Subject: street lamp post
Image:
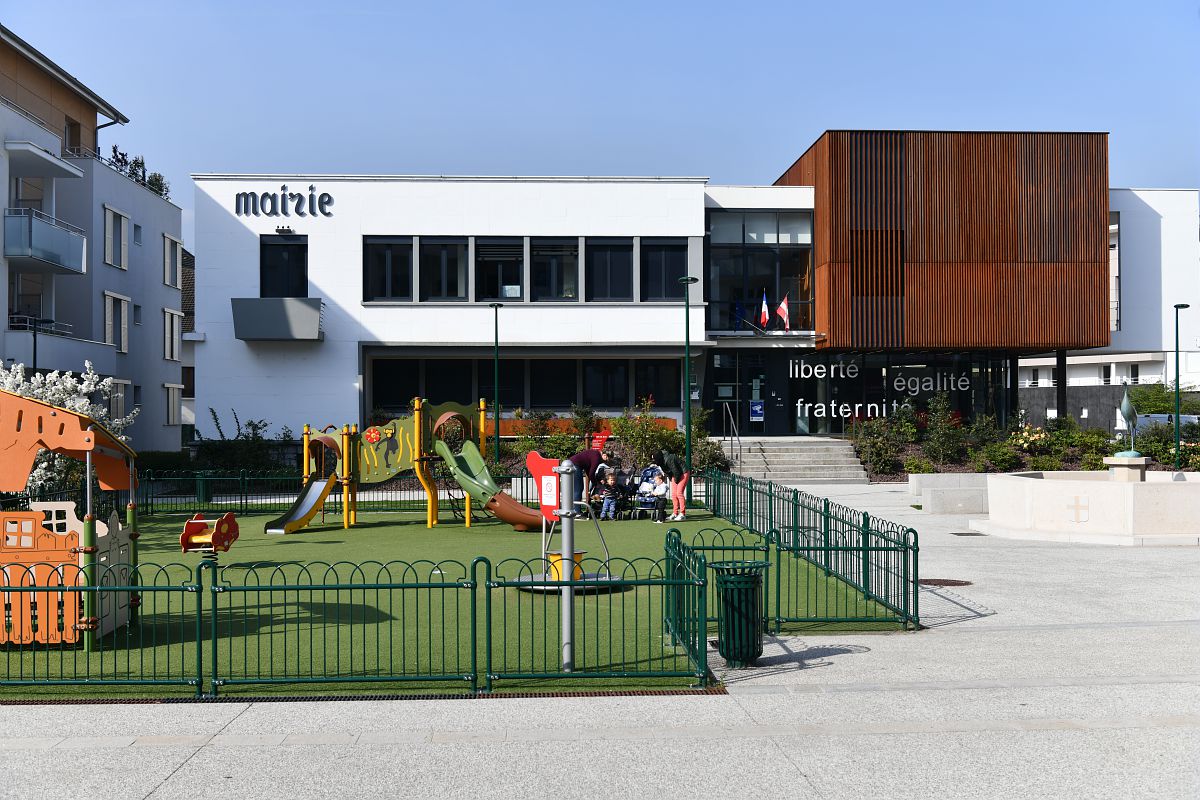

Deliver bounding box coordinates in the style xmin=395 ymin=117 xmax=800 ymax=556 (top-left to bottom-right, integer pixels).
xmin=489 ymin=303 xmax=504 ymax=463
xmin=679 ymin=276 xmax=700 ymax=502
xmin=1174 ymin=303 xmax=1190 ymax=470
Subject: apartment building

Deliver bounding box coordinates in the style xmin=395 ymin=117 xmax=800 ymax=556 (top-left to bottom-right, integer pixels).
xmin=0 ymin=24 xmax=183 ymax=451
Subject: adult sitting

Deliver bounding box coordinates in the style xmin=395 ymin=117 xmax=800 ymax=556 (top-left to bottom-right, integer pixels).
xmin=568 ymin=448 xmax=611 ymax=503
xmin=657 ymin=448 xmax=690 ymax=522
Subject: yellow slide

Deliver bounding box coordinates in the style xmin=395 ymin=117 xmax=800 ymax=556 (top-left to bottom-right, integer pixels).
xmin=264 ymin=473 xmax=338 ymax=534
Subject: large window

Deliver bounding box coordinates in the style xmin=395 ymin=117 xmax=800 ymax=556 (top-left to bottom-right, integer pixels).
xmin=372 ymin=359 xmax=420 ymax=411
xmin=477 ymin=359 xmax=526 ymax=408
xmin=634 ymin=360 xmax=681 ymax=408
xmin=530 ymin=359 xmax=578 ymax=408
xmin=104 ymin=205 xmax=128 ymax=269
xmin=163 ymin=235 xmax=183 ymax=288
xmin=707 ymin=211 xmax=813 ymax=331
xmin=424 ymin=360 xmax=473 ymax=404
xmin=363 ymin=237 xmax=412 ymax=301
xmin=165 ymin=385 xmax=183 ymax=426
xmin=641 ymin=240 xmax=688 ymax=301
xmin=585 ymin=239 xmax=633 ymax=301
xmin=260 ymin=234 xmax=308 ymax=298
xmin=531 ymin=239 xmax=578 ymax=302
xmin=163 ymin=309 xmax=183 ymax=361
xmin=419 ymin=238 xmax=467 ymax=301
xmin=583 ymin=360 xmax=628 ymax=408
xmin=103 ymin=292 xmax=129 ymax=353
xmin=476 ymin=239 xmax=524 ymax=301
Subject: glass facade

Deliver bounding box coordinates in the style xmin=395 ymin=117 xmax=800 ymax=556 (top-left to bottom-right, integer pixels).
xmin=707 ymin=211 xmax=812 ymax=331
xmin=531 ymin=239 xmax=579 ymax=302
xmin=419 ymin=238 xmax=468 ymax=301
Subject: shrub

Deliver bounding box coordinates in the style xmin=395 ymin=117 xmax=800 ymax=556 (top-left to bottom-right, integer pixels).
xmin=1132 ymin=422 xmax=1175 ymax=464
xmin=1129 ymin=382 xmax=1200 ymax=415
xmin=1075 ymin=427 xmax=1117 ymax=458
xmin=1080 ymin=452 xmax=1106 ymax=471
xmin=922 ymin=394 xmax=964 ymax=465
xmin=982 ymin=442 xmax=1022 ymax=472
xmin=891 ymin=401 xmax=921 ymax=443
xmin=853 ymin=418 xmax=901 ymax=474
xmin=1029 ymin=454 xmax=1063 ymax=472
xmin=964 ymin=413 xmax=1002 ymax=451
xmin=608 ymin=399 xmax=675 ymax=468
xmin=691 ymin=437 xmax=731 ymax=472
xmin=1010 ymin=424 xmax=1051 ymax=455
xmin=903 ymin=456 xmax=935 ymax=474
xmin=968 ymin=448 xmax=989 ymax=473
xmin=569 ymin=404 xmax=601 ymax=441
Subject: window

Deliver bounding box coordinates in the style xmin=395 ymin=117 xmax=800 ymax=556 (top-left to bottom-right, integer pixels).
xmin=163 ymin=235 xmax=183 ymax=287
xmin=133 ymin=224 xmax=143 ymax=246
xmin=371 ymin=359 xmax=421 ymax=411
xmin=1130 ymin=364 xmax=1139 ymax=385
xmin=1109 ymin=211 xmax=1121 ymax=331
xmin=133 ymin=304 xmax=142 ymax=325
xmin=634 ymin=360 xmax=681 ymax=408
xmin=424 ymin=361 xmax=473 ymax=404
xmin=478 ymin=359 xmax=526 ymax=408
xmin=104 ymin=205 xmax=129 ymax=268
xmin=363 ymin=237 xmax=412 ymax=301
xmin=109 ymin=381 xmax=129 ymax=420
xmin=531 ymin=239 xmax=578 ymax=302
xmin=1031 ymin=368 xmax=1040 ymax=387
xmin=182 ymin=366 xmax=195 ymax=399
xmin=706 ymin=210 xmax=814 ymax=331
xmin=103 ymin=292 xmax=130 ymax=353
xmin=585 ymin=239 xmax=633 ymax=301
xmin=165 ymin=385 xmax=182 ymax=426
xmin=259 ymin=234 xmax=308 ymax=298
xmin=641 ymin=240 xmax=688 ymax=301
xmin=530 ymin=360 xmax=578 ymax=408
xmin=133 ymin=385 xmax=142 ymax=406
xmin=63 ymin=118 xmax=81 ymax=151
xmin=476 ymin=239 xmax=524 ymax=301
xmin=163 ymin=310 xmax=183 ymax=361
xmin=418 ymin=239 xmax=467 ymax=301
xmin=583 ymin=360 xmax=628 ymax=408
xmin=1101 ymin=365 xmax=1112 ymax=386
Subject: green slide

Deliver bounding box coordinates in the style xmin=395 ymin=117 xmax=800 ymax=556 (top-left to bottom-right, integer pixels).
xmin=433 ymin=440 xmax=501 ymax=504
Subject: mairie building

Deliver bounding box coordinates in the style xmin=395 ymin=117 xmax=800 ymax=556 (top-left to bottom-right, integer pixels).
xmin=191 ymin=131 xmax=1199 ymax=437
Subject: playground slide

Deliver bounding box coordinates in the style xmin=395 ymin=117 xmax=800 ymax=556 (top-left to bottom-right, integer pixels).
xmin=264 ymin=473 xmax=338 ymax=535
xmin=434 ymin=440 xmax=543 ymax=532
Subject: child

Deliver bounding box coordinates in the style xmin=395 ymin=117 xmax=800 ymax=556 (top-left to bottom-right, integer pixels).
xmin=598 ymin=473 xmax=622 ymax=520
xmin=651 ymin=474 xmax=670 ymax=523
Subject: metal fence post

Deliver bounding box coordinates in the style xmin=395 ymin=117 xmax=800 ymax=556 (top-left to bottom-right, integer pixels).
xmin=767 ymin=481 xmax=774 ymax=535
xmin=822 ymin=497 xmax=831 ymax=575
xmin=194 ymin=561 xmax=205 ymax=698
xmin=747 ymin=477 xmax=755 ymax=533
xmin=861 ymin=511 xmax=872 ymax=597
xmin=240 ymin=469 xmax=248 ymax=514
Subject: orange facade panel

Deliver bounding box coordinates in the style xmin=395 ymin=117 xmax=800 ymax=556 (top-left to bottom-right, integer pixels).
xmin=776 ymin=130 xmax=1110 ymax=351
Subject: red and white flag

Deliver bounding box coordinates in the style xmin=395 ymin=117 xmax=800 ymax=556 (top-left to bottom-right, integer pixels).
xmin=776 ymin=294 xmax=790 ymax=332
xmin=759 ymin=290 xmax=769 ymax=328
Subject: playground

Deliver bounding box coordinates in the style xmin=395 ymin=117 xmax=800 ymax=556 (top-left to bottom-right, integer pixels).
xmin=0 ymin=390 xmax=919 ymax=700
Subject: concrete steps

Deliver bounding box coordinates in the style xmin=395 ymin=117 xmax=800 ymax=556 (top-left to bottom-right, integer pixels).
xmin=719 ymin=437 xmax=869 ymax=485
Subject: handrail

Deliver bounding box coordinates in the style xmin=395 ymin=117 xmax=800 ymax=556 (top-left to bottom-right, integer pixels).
xmin=0 ymin=95 xmax=59 ymax=140
xmin=722 ymin=402 xmax=742 ymax=465
xmin=61 ymin=146 xmax=174 ymax=204
xmin=4 ymin=206 xmax=85 ymax=236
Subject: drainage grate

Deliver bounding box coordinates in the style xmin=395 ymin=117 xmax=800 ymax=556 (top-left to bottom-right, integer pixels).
xmin=919 ymin=579 xmax=973 ymax=587
xmin=950 ymin=531 xmax=987 ymax=536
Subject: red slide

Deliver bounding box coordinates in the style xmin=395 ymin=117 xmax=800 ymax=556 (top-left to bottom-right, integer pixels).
xmin=484 ymin=492 xmax=543 ymax=532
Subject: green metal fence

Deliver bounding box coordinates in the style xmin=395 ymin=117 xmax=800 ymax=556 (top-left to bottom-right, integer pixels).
xmin=2 ymin=551 xmax=710 ymax=697
xmin=704 ymin=470 xmax=920 ymax=627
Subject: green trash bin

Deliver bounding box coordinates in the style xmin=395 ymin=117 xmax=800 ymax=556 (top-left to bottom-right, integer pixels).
xmin=196 ymin=474 xmax=212 ymax=505
xmin=710 ymin=560 xmax=770 ymax=668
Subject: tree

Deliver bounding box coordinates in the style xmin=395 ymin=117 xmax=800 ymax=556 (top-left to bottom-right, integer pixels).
xmin=0 ymin=361 xmax=138 ymax=492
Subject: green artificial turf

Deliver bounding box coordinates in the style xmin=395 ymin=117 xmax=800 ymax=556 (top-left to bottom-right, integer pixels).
xmin=1 ymin=508 xmax=904 ymax=700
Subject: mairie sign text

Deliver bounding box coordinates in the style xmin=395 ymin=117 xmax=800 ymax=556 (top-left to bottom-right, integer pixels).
xmin=235 ymin=185 xmax=334 ymax=218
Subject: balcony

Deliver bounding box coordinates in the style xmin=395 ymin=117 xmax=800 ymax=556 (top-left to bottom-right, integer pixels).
xmin=3 ymin=208 xmax=86 ymax=275
xmin=5 ymin=316 xmax=116 ymax=375
xmin=231 ymin=298 xmax=325 ymax=341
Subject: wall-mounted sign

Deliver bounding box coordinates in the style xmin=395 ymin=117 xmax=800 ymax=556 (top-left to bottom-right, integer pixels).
xmin=236 ymin=185 xmax=334 ymax=218
xmin=749 ymin=400 xmax=765 ymax=422
xmin=789 ymin=356 xmax=972 ymax=422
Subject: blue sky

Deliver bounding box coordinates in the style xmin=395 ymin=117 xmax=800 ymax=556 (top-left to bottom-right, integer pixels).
xmin=8 ymin=1 xmax=1199 ymax=245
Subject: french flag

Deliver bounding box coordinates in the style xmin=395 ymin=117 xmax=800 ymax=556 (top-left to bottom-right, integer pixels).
xmin=759 ymin=291 xmax=769 ymax=329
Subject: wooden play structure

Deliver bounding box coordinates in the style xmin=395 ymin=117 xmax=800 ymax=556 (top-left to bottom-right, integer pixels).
xmin=0 ymin=389 xmax=139 ymax=649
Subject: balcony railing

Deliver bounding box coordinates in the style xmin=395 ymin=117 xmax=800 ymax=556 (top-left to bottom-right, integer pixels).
xmin=3 ymin=208 xmax=86 ymax=274
xmin=4 ymin=315 xmax=116 ymax=374
xmin=62 ymin=146 xmax=172 ymax=202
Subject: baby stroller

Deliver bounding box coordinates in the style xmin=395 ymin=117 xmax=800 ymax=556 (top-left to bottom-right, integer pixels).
xmin=630 ymin=463 xmax=664 ymax=520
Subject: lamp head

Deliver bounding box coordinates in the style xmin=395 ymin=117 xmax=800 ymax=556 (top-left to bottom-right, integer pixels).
xmin=1175 ymin=303 xmax=1190 ymax=310
xmin=678 ymin=276 xmax=700 ymax=285
xmin=489 ymin=302 xmax=504 ymax=309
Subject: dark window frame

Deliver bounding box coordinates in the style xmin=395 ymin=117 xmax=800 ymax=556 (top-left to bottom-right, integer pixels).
xmin=585 ymin=238 xmax=633 ymax=302
xmin=475 ymin=238 xmax=525 ymax=302
xmin=640 ymin=239 xmax=688 ymax=301
xmin=259 ymin=234 xmax=308 ymax=298
xmin=363 ymin=236 xmax=413 ymax=302
xmin=530 ymin=238 xmax=579 ymax=302
xmin=418 ymin=238 xmax=469 ymax=302
xmin=582 ymin=359 xmax=630 ymax=409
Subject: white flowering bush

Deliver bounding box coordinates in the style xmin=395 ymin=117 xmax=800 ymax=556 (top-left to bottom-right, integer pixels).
xmin=0 ymin=361 xmax=138 ymax=492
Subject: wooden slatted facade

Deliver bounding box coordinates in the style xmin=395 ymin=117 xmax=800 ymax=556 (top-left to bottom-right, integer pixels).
xmin=776 ymin=130 xmax=1110 ymax=350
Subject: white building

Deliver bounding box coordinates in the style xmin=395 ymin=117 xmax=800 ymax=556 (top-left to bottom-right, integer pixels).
xmin=0 ymin=24 xmax=184 ymax=451
xmin=192 ymin=176 xmax=816 ymax=431
xmin=1017 ymin=188 xmax=1200 ymax=427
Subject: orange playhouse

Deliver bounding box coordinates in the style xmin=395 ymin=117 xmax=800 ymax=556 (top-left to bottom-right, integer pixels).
xmin=0 ymin=389 xmax=139 ymax=649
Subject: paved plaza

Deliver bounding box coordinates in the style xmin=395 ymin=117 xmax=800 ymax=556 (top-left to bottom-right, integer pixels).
xmin=2 ymin=484 xmax=1197 ymax=799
